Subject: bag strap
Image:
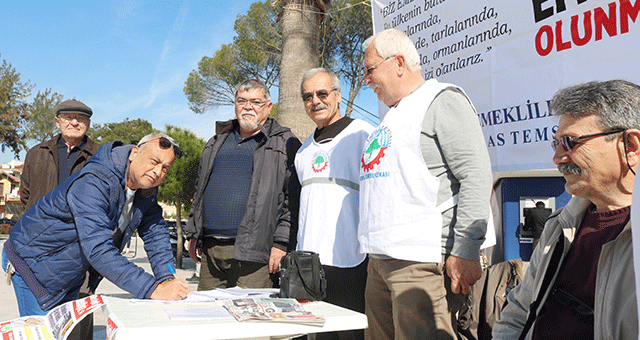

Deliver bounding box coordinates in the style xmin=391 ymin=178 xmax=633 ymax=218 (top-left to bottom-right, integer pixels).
xmin=291 ymin=251 xmax=323 ymax=299
xmin=517 ymin=232 xmax=565 ymax=340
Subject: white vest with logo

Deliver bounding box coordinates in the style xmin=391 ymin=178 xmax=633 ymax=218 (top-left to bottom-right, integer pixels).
xmin=359 ymin=79 xmax=456 ymax=263
xmin=295 ymin=119 xmax=374 ymax=267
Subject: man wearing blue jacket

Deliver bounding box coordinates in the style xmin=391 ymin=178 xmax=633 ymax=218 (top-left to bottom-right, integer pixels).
xmin=2 ymin=133 xmax=189 ymax=316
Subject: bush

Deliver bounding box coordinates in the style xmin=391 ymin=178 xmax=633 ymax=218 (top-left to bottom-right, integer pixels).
xmin=0 ymin=223 xmax=12 ymax=234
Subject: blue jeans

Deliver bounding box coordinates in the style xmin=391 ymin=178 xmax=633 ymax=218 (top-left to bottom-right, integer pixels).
xmin=2 ymin=246 xmax=80 ymax=316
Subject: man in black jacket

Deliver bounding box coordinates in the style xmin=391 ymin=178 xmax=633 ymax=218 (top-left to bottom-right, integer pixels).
xmin=523 ymin=201 xmax=551 ymax=249
xmin=184 ymin=79 xmax=301 ymax=290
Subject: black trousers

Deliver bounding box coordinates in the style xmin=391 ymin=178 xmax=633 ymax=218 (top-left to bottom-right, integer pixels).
xmin=315 ymin=257 xmax=368 ymax=340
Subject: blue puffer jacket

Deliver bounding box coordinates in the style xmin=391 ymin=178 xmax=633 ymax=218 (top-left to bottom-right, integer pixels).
xmin=6 ymin=141 xmax=174 ymax=310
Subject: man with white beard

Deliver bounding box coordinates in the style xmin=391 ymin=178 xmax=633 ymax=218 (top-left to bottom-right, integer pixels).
xmin=184 ymin=79 xmax=301 ymax=290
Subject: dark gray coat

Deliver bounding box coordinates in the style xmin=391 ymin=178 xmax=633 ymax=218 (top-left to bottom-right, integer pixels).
xmin=184 ymin=118 xmax=301 ymax=264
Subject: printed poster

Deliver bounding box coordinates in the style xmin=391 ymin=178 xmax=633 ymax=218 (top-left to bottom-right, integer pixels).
xmin=370 ymin=0 xmax=640 ymax=172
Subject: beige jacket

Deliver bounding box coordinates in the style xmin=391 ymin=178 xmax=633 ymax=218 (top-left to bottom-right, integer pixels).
xmin=493 ymin=196 xmax=638 ymax=340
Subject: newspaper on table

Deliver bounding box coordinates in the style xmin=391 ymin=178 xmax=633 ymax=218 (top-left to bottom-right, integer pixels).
xmin=223 ymin=298 xmax=325 ymax=326
xmin=0 ymin=295 xmax=106 ymax=340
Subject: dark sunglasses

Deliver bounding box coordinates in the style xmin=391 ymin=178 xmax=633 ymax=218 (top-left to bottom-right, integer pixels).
xmin=139 ymin=137 xmax=184 ymax=159
xmin=551 ymin=128 xmax=625 ymax=152
xmin=302 ymin=89 xmax=336 ymax=102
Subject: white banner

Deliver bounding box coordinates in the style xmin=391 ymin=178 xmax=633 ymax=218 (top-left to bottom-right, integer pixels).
xmin=370 ymin=0 xmax=640 ymax=172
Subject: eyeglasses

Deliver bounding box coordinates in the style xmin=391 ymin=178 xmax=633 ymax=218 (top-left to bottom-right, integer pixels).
xmin=301 ymin=89 xmax=336 ymax=102
xmin=363 ymin=56 xmax=395 ymax=77
xmin=551 ymin=128 xmax=625 ymax=152
xmin=235 ymin=98 xmax=267 ymax=108
xmin=138 ymin=136 xmax=184 ymax=159
xmin=58 ymin=113 xmax=90 ymax=124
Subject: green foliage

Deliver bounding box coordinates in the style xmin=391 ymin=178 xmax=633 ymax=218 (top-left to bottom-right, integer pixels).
xmin=184 ymin=0 xmax=371 ymax=117
xmin=324 ymin=0 xmax=372 ymax=116
xmin=0 ymin=56 xmax=34 ymax=156
xmin=24 ymin=89 xmax=64 ymax=143
xmin=184 ymin=1 xmax=281 ymax=114
xmin=184 ymin=45 xmax=240 ymax=113
xmin=89 ymin=118 xmax=157 ymax=145
xmin=233 ymin=1 xmax=281 ymax=84
xmin=157 ymin=125 xmax=206 ymax=213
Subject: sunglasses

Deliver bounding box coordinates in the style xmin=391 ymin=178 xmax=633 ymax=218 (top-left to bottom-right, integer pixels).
xmin=302 ymin=89 xmax=336 ymax=102
xmin=551 ymin=128 xmax=625 ymax=152
xmin=139 ymin=137 xmax=184 ymax=158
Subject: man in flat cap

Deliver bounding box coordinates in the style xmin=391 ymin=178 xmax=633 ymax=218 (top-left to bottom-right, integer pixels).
xmin=18 ymin=98 xmax=100 ymax=339
xmin=20 ymin=99 xmax=101 ymax=211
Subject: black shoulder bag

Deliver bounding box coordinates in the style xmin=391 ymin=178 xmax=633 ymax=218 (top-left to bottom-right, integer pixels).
xmin=279 ymin=251 xmax=327 ymax=301
xmin=518 ymin=233 xmax=565 ymax=340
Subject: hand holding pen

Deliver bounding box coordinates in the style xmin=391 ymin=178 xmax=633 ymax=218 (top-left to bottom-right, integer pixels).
xmin=149 ymin=263 xmax=190 ymax=300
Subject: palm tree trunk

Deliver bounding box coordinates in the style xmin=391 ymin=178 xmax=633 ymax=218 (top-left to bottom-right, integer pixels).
xmin=277 ymin=0 xmax=323 ymax=140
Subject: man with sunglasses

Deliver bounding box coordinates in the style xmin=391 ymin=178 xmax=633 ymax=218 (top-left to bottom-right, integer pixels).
xmin=18 ymin=98 xmax=101 ymax=339
xmin=3 ymin=133 xmax=190 ymax=319
xmin=359 ymin=28 xmax=493 ymax=339
xmin=494 ymin=80 xmax=640 ymax=340
xmin=185 ymin=79 xmax=301 ymax=291
xmin=294 ymin=68 xmax=374 ymax=340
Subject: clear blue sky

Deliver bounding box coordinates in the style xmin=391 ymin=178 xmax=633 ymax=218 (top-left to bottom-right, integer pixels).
xmin=0 ymin=1 xmax=378 ymax=164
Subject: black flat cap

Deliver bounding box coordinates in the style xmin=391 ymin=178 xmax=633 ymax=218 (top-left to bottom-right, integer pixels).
xmin=55 ymin=99 xmax=93 ymax=117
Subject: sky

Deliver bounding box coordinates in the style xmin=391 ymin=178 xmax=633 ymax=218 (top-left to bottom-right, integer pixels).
xmin=0 ymin=1 xmax=378 ymax=164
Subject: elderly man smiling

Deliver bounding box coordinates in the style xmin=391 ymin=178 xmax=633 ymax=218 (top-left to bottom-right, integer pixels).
xmin=3 ymin=133 xmax=189 ymax=317
xmin=295 ymin=68 xmax=374 ymax=340
xmin=358 ymin=28 xmax=492 ymax=339
xmin=493 ymin=80 xmax=640 ymax=340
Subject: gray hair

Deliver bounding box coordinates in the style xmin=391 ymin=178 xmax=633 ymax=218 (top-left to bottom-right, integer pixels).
xmin=235 ymin=79 xmax=271 ymax=102
xmin=551 ymin=80 xmax=640 ymax=140
xmin=300 ymin=68 xmax=341 ymax=95
xmin=137 ymin=132 xmax=183 ymax=158
xmin=363 ymin=29 xmax=421 ymax=72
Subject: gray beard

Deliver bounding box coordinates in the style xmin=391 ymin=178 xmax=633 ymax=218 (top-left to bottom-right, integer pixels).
xmin=558 ymin=163 xmax=582 ymax=175
xmin=239 ymin=119 xmax=258 ymax=132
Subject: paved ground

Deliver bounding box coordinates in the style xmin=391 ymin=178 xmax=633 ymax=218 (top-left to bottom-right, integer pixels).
xmin=1 ymin=235 xmax=200 ymax=339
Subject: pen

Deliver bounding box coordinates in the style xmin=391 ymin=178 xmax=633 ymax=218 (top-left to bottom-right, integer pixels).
xmin=167 ymin=263 xmax=178 ymax=279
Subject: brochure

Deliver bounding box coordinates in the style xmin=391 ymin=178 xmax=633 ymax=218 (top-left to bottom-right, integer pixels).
xmin=222 ymin=298 xmax=325 ymax=326
xmin=0 ymin=295 xmax=106 ymax=340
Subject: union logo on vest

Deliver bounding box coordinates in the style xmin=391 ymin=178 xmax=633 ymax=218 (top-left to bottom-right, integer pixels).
xmin=311 ymin=150 xmax=329 ymax=173
xmin=361 ymin=127 xmax=391 ymax=172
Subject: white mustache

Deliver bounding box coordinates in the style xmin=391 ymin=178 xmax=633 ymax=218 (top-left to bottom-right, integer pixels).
xmin=311 ymin=104 xmax=328 ymax=111
xmin=369 ymin=83 xmax=379 ymax=91
xmin=558 ymin=163 xmax=582 ymax=175
xmin=241 ymin=110 xmax=256 ymax=119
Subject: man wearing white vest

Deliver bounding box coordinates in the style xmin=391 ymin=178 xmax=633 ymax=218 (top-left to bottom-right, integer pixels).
xmin=295 ymin=68 xmax=374 ymax=340
xmin=359 ymin=28 xmax=493 ymax=339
